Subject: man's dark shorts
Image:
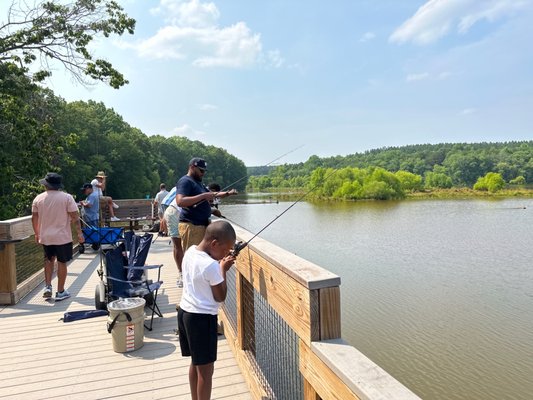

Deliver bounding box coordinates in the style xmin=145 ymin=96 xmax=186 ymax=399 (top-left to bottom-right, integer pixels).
xmin=177 ymin=307 xmax=218 ymax=365
xmin=43 ymin=242 xmax=73 ymax=263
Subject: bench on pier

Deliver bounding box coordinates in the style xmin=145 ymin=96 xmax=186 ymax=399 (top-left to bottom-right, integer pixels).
xmin=101 ymin=199 xmax=157 ymax=231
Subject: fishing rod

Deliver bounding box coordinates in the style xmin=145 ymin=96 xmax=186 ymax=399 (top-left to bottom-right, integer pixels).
xmin=192 ymin=144 xmax=304 ymax=208
xmin=219 ymin=144 xmax=304 ymax=192
xmin=230 ymin=167 xmax=338 ymax=257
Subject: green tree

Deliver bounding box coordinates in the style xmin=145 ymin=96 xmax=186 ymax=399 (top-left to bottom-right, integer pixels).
xmin=363 ymin=168 xmax=404 ymax=200
xmin=473 ymin=172 xmax=505 ymax=192
xmin=0 ymin=62 xmax=72 ymax=218
xmin=424 ymin=171 xmax=453 ymax=189
xmin=395 ymin=170 xmax=423 ymax=192
xmin=0 ymin=0 xmax=135 ymax=88
xmin=509 ymin=175 xmax=526 ymax=185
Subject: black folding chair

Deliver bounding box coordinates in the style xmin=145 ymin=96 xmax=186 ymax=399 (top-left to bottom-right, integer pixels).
xmin=104 ymin=233 xmax=163 ymax=331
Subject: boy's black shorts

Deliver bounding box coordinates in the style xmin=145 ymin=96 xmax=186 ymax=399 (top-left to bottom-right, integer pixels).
xmin=177 ymin=307 xmax=218 ymax=365
xmin=43 ymin=242 xmax=73 ymax=263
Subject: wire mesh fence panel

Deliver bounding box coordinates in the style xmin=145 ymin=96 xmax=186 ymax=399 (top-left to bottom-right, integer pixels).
xmin=15 ymin=235 xmax=43 ymax=284
xmin=15 ymin=225 xmax=82 ymax=285
xmin=223 ymin=267 xmax=238 ymax=330
xmin=240 ymin=279 xmax=303 ymax=400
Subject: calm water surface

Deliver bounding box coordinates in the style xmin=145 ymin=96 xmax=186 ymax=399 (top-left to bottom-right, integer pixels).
xmin=222 ymin=198 xmax=533 ymax=400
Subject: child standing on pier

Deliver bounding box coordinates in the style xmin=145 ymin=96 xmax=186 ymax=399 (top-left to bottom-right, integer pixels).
xmin=177 ymin=220 xmax=236 ymax=400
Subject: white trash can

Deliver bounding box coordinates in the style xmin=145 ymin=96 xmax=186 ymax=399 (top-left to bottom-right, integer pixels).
xmin=107 ymin=298 xmax=145 ymax=353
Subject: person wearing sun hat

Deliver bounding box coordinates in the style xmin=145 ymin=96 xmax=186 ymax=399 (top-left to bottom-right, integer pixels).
xmin=31 ymin=172 xmax=84 ymax=301
xmin=91 ymin=171 xmax=120 ymax=221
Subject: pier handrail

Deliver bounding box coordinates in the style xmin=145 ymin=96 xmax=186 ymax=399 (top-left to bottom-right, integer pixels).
xmin=219 ymin=222 xmax=421 ymax=400
xmin=0 ymin=199 xmax=156 ymax=305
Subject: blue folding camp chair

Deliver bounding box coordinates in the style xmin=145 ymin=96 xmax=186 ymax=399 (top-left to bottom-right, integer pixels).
xmin=95 ymin=233 xmax=163 ymax=331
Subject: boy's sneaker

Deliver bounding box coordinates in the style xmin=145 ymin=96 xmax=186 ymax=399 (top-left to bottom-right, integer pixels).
xmin=43 ymin=285 xmax=53 ymax=298
xmin=110 ymin=216 xmax=120 ymax=221
xmin=112 ymin=202 xmax=120 ymax=209
xmin=55 ymin=290 xmax=71 ymax=301
xmin=177 ymin=273 xmax=183 ymax=288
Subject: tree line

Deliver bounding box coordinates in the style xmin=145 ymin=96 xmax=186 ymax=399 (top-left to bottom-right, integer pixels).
xmin=0 ymin=63 xmax=247 ymax=220
xmin=247 ymin=142 xmax=533 ymax=200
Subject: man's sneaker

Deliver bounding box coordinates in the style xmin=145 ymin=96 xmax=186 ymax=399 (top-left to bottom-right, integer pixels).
xmin=112 ymin=202 xmax=120 ymax=209
xmin=110 ymin=216 xmax=120 ymax=221
xmin=55 ymin=290 xmax=71 ymax=301
xmin=43 ymin=285 xmax=53 ymax=298
xmin=177 ymin=273 xmax=183 ymax=288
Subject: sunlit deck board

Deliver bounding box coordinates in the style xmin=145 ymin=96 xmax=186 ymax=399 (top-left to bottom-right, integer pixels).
xmin=0 ymin=236 xmax=251 ymax=400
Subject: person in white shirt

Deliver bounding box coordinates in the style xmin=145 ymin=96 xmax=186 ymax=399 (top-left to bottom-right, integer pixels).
xmin=154 ymin=183 xmax=169 ymax=235
xmin=91 ymin=171 xmax=119 ymax=221
xmin=177 ymin=220 xmax=236 ymax=400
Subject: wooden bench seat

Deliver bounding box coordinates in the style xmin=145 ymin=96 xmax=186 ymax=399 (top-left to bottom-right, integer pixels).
xmin=101 ymin=199 xmax=157 ymax=230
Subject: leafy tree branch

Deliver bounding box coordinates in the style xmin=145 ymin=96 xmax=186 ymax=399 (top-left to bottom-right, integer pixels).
xmin=0 ymin=0 xmax=135 ymax=88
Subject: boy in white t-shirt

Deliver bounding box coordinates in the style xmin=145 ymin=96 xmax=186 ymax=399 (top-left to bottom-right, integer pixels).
xmin=177 ymin=220 xmax=236 ymax=400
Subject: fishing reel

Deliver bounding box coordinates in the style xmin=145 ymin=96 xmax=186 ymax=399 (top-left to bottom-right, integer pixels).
xmin=230 ymin=241 xmax=247 ymax=257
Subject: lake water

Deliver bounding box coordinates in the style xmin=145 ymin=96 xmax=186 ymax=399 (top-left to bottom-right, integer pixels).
xmin=222 ymin=197 xmax=533 ymax=400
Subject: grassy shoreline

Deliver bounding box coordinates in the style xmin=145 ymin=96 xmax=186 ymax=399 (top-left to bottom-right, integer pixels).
xmin=406 ymin=188 xmax=533 ymax=199
xmin=244 ymin=187 xmax=533 ymax=201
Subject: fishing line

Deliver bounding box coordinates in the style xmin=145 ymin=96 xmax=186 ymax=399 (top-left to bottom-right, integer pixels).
xmin=230 ymin=167 xmax=338 ymax=256
xmin=192 ymin=144 xmax=304 ymax=208
xmin=219 ymin=144 xmax=305 ymax=192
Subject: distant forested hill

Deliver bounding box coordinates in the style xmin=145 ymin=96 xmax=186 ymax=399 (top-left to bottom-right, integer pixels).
xmin=247 ymin=142 xmax=533 ymax=192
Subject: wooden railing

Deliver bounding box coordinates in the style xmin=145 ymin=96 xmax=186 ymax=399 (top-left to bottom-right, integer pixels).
xmin=0 ymin=199 xmax=157 ymax=305
xmin=0 ymin=215 xmax=40 ymax=305
xmin=219 ymin=223 xmax=422 ymax=400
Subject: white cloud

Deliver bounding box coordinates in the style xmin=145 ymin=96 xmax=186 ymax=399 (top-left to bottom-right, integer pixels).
xmin=459 ymin=108 xmax=477 ymax=115
xmin=137 ymin=0 xmax=281 ymax=69
xmin=177 ymin=0 xmax=219 ymax=28
xmin=360 ymin=32 xmax=376 ymax=42
xmin=198 ymin=103 xmax=218 ymax=111
xmin=390 ymin=0 xmax=528 ymax=45
xmin=265 ymin=50 xmax=285 ymax=68
xmin=171 ymin=123 xmax=206 ymax=137
xmin=405 ymin=71 xmax=451 ymax=82
xmin=151 ymin=0 xmax=218 ymax=27
xmin=406 ymin=72 xmax=430 ymax=82
xmin=192 ymin=23 xmax=262 ymax=67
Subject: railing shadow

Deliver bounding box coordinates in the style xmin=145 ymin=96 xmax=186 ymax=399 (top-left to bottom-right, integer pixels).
xmin=0 ymin=254 xmax=101 ymax=319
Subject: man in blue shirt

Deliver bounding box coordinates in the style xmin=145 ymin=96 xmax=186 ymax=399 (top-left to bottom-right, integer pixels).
xmin=80 ymin=183 xmax=100 ymax=227
xmin=176 ymin=158 xmax=216 ymax=251
xmin=176 ymin=157 xmax=239 ymax=251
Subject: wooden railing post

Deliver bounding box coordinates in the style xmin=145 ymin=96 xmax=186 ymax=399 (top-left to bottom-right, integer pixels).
xmin=236 ymin=270 xmax=255 ymax=353
xmin=0 ymin=243 xmax=17 ymax=305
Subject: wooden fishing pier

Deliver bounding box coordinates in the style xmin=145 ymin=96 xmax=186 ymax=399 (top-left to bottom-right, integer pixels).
xmin=0 ymin=199 xmax=421 ymax=399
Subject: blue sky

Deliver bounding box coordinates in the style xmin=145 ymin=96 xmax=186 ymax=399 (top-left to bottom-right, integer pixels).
xmin=15 ymin=0 xmax=533 ymax=165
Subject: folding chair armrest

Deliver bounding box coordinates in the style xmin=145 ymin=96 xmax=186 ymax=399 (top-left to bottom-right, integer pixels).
xmin=106 ymin=276 xmax=144 ymax=285
xmin=123 ymin=264 xmax=163 ymax=270
xmin=144 ymin=280 xmax=163 ymax=291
